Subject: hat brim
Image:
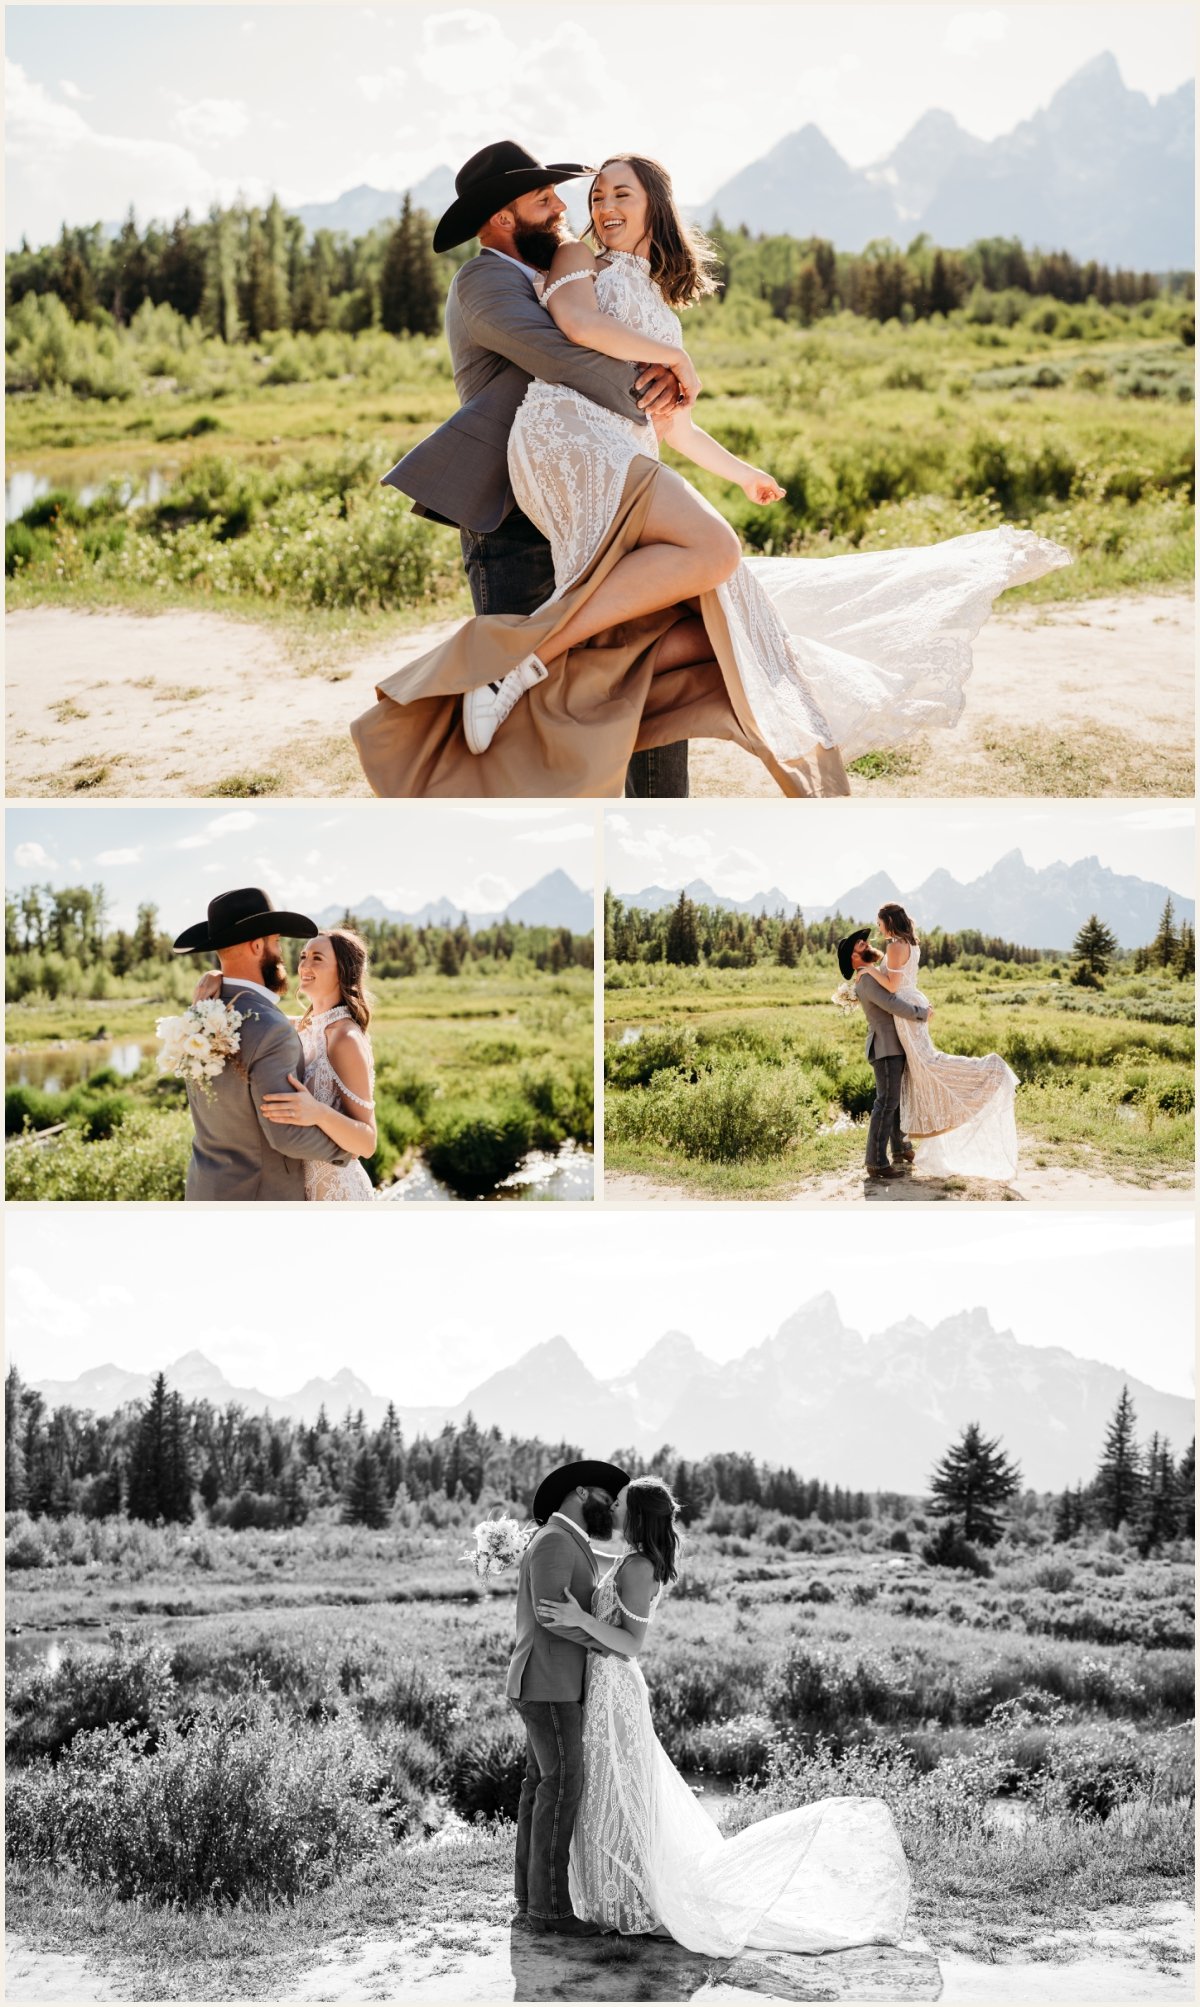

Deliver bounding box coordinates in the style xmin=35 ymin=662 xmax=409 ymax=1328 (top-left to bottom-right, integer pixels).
xmin=837 ymin=928 xmax=872 ymax=981
xmin=172 ymin=910 xmax=319 ymax=955
xmin=532 ymin=1458 xmax=630 ymax=1527
xmin=433 ymin=162 xmax=593 ymax=253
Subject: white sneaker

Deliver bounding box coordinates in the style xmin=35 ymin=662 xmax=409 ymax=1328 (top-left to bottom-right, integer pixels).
xmin=463 ymin=654 xmax=549 ymax=755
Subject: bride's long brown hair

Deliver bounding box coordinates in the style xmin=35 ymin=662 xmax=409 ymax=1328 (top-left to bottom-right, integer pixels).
xmin=623 ymin=1475 xmax=682 ymax=1585
xmin=587 ymin=154 xmax=721 ymax=309
xmin=877 ymin=903 xmax=918 ymax=947
xmin=299 ymin=928 xmax=373 ymax=1031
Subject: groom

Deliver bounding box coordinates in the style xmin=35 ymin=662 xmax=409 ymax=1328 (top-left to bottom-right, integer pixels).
xmin=381 ymin=140 xmax=690 ymax=797
xmin=171 ymin=887 xmax=351 ymax=1201
xmin=507 ymin=1457 xmax=629 ymax=1935
xmin=838 ymin=928 xmax=931 ymax=1184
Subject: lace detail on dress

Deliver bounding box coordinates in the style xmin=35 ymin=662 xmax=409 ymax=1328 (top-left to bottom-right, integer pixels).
xmin=297 ymin=1004 xmax=376 ymax=1203
xmin=889 ymin=946 xmax=1020 ymax=1179
xmin=541 ymin=269 xmax=597 ymax=304
xmin=506 ymin=250 xmax=1072 ymax=762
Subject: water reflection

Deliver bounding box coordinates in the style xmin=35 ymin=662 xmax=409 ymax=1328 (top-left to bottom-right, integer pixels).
xmin=383 ymin=1141 xmax=594 ymax=1204
xmin=6 ymin=469 xmax=170 ymax=522
xmin=6 ymin=1039 xmax=153 ymax=1095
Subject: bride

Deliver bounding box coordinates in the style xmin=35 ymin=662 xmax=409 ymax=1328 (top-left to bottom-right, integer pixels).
xmin=195 ymin=928 xmax=377 ymax=1201
xmin=353 ymin=152 xmax=1071 ymax=800
xmin=863 ymin=902 xmax=1020 ymax=1180
xmin=537 ymin=1476 xmax=911 ymax=1955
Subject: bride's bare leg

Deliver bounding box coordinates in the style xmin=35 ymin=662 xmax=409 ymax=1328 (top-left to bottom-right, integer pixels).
xmin=652 ymin=614 xmax=712 ymax=674
xmin=547 ymin=468 xmax=741 ymax=658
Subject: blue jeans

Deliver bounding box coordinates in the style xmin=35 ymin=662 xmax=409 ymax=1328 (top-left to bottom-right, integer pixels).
xmin=510 ymin=1697 xmax=584 ymax=1921
xmin=461 ymin=508 xmax=689 ymax=798
xmin=866 ymin=1054 xmax=909 ymax=1167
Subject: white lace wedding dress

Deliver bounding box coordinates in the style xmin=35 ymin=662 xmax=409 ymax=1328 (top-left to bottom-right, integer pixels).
xmin=886 ymin=943 xmax=1020 ymax=1179
xmin=508 ymin=250 xmax=1071 ymax=764
xmin=297 ymin=1004 xmax=376 ymax=1202
xmin=569 ymin=1562 xmax=911 ymax=1956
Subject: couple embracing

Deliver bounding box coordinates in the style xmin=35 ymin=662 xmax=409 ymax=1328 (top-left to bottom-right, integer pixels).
xmin=507 ymin=1460 xmax=910 ymax=1954
xmin=352 ymin=141 xmax=1070 ymax=800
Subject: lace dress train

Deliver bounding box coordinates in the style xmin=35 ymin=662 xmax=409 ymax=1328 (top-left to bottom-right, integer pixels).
xmin=509 ymin=251 xmax=1072 ymax=769
xmin=569 ymin=1566 xmax=911 ymax=1956
xmin=888 ymin=945 xmax=1020 ymax=1180
xmin=297 ymin=1004 xmax=376 ymax=1202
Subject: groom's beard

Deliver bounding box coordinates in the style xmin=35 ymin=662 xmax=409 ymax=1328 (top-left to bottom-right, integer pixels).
xmin=513 ymin=218 xmax=571 ymax=271
xmin=858 ymin=946 xmax=881 ymax=966
xmin=260 ymin=954 xmax=288 ymax=994
xmin=582 ymin=1496 xmax=614 ymax=1539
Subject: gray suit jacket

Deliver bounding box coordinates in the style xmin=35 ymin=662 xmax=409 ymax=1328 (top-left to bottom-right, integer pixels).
xmin=184 ymin=981 xmax=350 ymax=1202
xmin=382 ymin=252 xmax=651 ymax=535
xmin=856 ymin=968 xmax=929 ymax=1062
xmin=506 ymin=1517 xmax=601 ymax=1704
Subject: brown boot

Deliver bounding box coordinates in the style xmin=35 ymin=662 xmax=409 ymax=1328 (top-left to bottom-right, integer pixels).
xmin=866 ymin=1163 xmax=904 ymax=1181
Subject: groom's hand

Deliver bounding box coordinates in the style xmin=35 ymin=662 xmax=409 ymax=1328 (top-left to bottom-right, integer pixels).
xmin=635 ymin=362 xmax=683 ymax=418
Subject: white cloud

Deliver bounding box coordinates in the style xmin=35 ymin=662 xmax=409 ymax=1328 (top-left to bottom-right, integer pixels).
xmin=176 ymin=809 xmax=258 ymax=850
xmin=1117 ymin=805 xmax=1195 ymax=832
xmin=516 ymin=821 xmax=596 ymax=844
xmin=13 ymin=840 xmax=57 ymax=870
xmin=94 ymin=847 xmax=142 ymax=866
xmin=6 ymin=1267 xmax=90 ymax=1341
xmin=172 ymin=97 xmax=251 ymax=147
xmin=357 ymin=65 xmax=407 ymax=104
xmin=59 ymin=79 xmax=93 ymax=103
xmin=944 ymin=9 xmax=1008 ymax=57
xmin=451 ymin=873 xmax=516 ymax=910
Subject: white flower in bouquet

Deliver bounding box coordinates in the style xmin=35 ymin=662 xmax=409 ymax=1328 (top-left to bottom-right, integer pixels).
xmin=157 ymin=998 xmax=247 ymax=1098
xmin=831 ymin=979 xmax=860 ymax=1017
xmin=463 ymin=1514 xmax=531 ymax=1578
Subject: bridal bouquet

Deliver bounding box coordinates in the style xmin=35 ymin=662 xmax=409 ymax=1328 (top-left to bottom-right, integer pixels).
xmin=157 ymin=998 xmax=247 ymax=1097
xmin=831 ymin=979 xmax=860 ymax=1016
xmin=464 ymin=1514 xmax=532 ymax=1578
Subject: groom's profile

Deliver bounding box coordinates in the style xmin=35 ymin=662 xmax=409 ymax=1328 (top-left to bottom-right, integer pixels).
xmin=171 ymin=887 xmax=350 ymax=1201
xmin=507 ymin=1457 xmax=629 ymax=1935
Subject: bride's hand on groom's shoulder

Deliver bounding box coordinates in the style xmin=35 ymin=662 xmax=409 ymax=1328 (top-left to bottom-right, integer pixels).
xmin=260 ymin=1073 xmax=322 ymax=1127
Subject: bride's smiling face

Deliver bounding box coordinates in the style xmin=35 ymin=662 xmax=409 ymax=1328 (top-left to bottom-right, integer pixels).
xmin=590 ymin=163 xmax=651 ymax=258
xmin=297 ymin=935 xmax=340 ymax=1009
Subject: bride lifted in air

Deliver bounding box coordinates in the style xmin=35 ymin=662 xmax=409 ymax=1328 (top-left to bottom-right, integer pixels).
xmin=352 ymin=148 xmax=1071 ymax=800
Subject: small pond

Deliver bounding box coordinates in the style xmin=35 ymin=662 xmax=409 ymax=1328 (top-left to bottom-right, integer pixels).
xmin=384 ymin=1141 xmax=594 ymax=1204
xmin=6 ymin=1039 xmax=155 ymax=1095
xmin=6 ymin=468 xmax=170 ymax=522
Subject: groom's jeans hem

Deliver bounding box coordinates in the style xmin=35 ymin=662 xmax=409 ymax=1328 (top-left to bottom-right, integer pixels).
xmin=866 ymin=1054 xmax=906 ymax=1167
xmin=510 ymin=1696 xmax=584 ymax=1921
xmin=624 ymin=741 xmax=690 ymax=798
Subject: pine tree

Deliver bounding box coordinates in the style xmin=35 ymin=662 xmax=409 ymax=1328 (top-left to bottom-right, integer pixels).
xmin=379 ymin=196 xmax=441 ymax=337
xmin=1133 ymin=1433 xmax=1179 ymax=1555
xmin=1173 ymin=920 xmax=1195 ymax=977
xmin=1094 ymin=1385 xmax=1143 ymax=1529
xmin=665 ymin=892 xmax=700 ymax=966
xmin=777 ymin=923 xmax=798 ymax=968
xmin=1175 ymin=1438 xmax=1195 ymax=1536
xmin=1151 ymin=897 xmax=1179 ymax=970
xmin=929 ymin=1422 xmax=1021 ymax=1546
xmin=437 ymin=932 xmax=461 ymax=977
xmin=343 ymin=1445 xmax=389 ymax=1527
xmin=5 ymin=1367 xmax=29 ymax=1511
xmin=1072 ymin=914 xmax=1118 ymax=977
xmin=127 ymin=1372 xmax=170 ymax=1523
xmin=1052 ymin=1485 xmax=1079 ymax=1541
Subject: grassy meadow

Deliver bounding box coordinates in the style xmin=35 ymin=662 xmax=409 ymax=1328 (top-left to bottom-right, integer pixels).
xmin=5 ymin=963 xmax=593 ymax=1201
xmin=5 ymin=1504 xmax=1193 ymax=1997
xmin=603 ymin=956 xmax=1195 ymax=1196
xmin=5 ymin=290 xmax=1194 ymax=640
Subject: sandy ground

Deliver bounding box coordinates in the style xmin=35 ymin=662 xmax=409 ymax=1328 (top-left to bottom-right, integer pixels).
xmin=5 ymin=592 xmax=1192 ymax=798
xmin=603 ymin=1161 xmax=1191 ymax=1205
xmin=7 ymin=1910 xmax=1193 ymax=2004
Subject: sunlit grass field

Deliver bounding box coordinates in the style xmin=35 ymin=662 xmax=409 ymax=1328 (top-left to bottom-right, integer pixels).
xmin=603 ymin=957 xmax=1195 ymax=1194
xmin=6 ymin=293 xmax=1193 ymax=630
xmin=5 ymin=1509 xmax=1193 ymax=1994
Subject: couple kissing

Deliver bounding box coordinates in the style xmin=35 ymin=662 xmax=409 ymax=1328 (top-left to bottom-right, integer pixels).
xmin=506 ymin=1459 xmax=910 ymax=1952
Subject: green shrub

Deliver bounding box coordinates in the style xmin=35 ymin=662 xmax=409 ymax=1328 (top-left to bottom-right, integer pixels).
xmin=604 ymin=1025 xmax=699 ymax=1089
xmin=922 ymin=1522 xmax=993 ymax=1576
xmin=424 ymin=1096 xmax=533 ymax=1195
xmin=607 ymin=1060 xmax=818 ymax=1162
xmin=6 ymin=1632 xmax=177 ymax=1765
xmin=5 ymin=1084 xmax=62 ymax=1135
xmin=445 ymin=1716 xmax=527 ymax=1821
xmin=4 ymin=1107 xmax=192 ymax=1200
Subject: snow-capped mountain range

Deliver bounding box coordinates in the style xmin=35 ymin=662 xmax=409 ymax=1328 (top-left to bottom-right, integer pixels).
xmin=614 ymin=852 xmax=1193 ymax=951
xmin=315 ymin=869 xmax=593 ymax=934
xmin=34 ymin=1297 xmax=1193 ymax=1494
xmin=288 ymin=57 xmax=1193 ymax=267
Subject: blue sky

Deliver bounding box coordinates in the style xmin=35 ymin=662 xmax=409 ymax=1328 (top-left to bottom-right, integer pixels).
xmin=6 ymin=3 xmax=1194 ymax=246
xmin=6 ymin=1209 xmax=1194 ymax=1400
xmin=6 ymin=802 xmax=596 ymax=934
xmin=604 ymin=802 xmax=1196 ymax=905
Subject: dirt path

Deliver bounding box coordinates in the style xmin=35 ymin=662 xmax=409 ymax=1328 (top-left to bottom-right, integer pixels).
xmin=6 ymin=591 xmax=1192 ymax=798
xmin=692 ymin=592 xmax=1195 ymax=798
xmin=603 ymin=1163 xmax=1190 ymax=1204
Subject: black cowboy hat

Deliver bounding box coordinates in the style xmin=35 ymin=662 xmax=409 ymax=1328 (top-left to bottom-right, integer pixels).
xmin=532 ymin=1459 xmax=630 ymax=1527
xmin=432 ymin=140 xmax=593 ymax=253
xmin=837 ymin=927 xmax=872 ymax=981
xmin=172 ymin=887 xmax=319 ymax=956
